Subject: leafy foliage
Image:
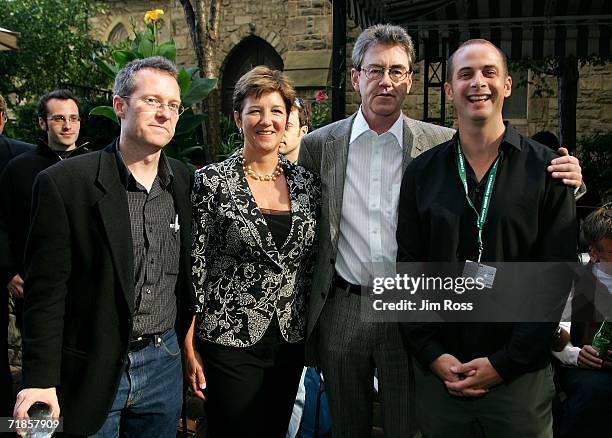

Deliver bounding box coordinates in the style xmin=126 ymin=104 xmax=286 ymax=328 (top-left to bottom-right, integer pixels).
xmin=576 ymin=133 xmax=612 ymax=203
xmin=219 ymin=113 xmax=241 ymax=160
xmin=311 ymin=90 xmax=332 ymax=129
xmin=89 ymin=10 xmax=218 ymax=168
xmin=0 ymin=0 xmax=111 ymax=101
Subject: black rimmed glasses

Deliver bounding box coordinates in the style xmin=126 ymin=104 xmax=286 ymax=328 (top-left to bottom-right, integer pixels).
xmin=121 ymin=96 xmax=185 ymax=116
xmin=359 ymin=65 xmax=411 ymax=82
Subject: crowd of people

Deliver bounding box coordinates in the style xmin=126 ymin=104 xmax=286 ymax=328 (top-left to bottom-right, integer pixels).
xmin=0 ymin=22 xmax=609 ymax=438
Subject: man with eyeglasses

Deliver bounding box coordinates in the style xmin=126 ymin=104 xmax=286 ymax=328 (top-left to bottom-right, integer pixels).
xmin=0 ymin=90 xmax=89 ymax=336
xmin=13 ymin=57 xmax=194 ymax=437
xmin=299 ymin=24 xmax=583 ymax=438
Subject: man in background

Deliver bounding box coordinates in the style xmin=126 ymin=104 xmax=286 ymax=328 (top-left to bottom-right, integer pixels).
xmin=0 ymin=89 xmax=88 ymax=335
xmin=280 ymin=97 xmax=310 ymax=164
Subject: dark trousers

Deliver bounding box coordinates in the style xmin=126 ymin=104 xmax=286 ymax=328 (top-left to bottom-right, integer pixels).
xmin=317 ymin=286 xmax=414 ymax=438
xmin=557 ymin=366 xmax=612 ymax=438
xmin=414 ymin=361 xmax=554 ymax=438
xmin=198 ymin=318 xmax=304 ymax=438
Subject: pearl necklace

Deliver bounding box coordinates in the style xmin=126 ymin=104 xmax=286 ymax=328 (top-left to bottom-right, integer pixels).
xmin=242 ymin=157 xmax=283 ymax=182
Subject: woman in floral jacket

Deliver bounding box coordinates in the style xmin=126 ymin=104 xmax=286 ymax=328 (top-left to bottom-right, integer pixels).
xmin=184 ymin=66 xmax=320 ymax=437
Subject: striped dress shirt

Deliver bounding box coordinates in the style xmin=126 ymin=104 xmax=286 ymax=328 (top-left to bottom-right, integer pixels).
xmin=335 ymin=107 xmax=404 ymax=286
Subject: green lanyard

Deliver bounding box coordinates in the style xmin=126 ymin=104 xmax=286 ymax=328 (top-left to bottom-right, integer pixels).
xmin=456 ymin=142 xmax=501 ymax=262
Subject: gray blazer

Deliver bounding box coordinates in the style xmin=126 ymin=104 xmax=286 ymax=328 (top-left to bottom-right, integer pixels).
xmin=298 ymin=113 xmax=454 ymax=364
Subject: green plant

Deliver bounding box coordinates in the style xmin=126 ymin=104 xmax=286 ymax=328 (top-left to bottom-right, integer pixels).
xmin=219 ymin=113 xmax=242 ymax=160
xmin=0 ymin=0 xmax=110 ymax=101
xmin=89 ymin=9 xmax=217 ymax=167
xmin=576 ymin=132 xmax=612 ymax=203
xmin=311 ymin=90 xmax=331 ymax=129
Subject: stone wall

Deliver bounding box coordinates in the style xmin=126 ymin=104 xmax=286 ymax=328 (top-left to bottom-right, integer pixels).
xmin=529 ymin=63 xmax=612 ymax=141
xmin=88 ymin=2 xmax=612 ymax=140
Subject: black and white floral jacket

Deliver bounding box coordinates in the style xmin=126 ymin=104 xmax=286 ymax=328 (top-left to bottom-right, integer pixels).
xmin=191 ymin=149 xmax=320 ymax=347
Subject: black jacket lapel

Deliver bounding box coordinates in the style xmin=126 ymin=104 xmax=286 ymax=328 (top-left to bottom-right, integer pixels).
xmin=95 ymin=144 xmax=135 ymax=315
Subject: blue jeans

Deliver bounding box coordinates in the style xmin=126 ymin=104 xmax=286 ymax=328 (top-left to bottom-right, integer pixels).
xmin=90 ymin=329 xmax=183 ymax=438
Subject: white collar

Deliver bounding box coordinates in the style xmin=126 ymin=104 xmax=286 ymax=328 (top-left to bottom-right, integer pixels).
xmin=349 ymin=105 xmax=404 ymax=148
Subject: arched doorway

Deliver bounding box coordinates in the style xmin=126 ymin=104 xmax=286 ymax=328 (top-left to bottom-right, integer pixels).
xmin=221 ymin=36 xmax=283 ymax=115
xmin=108 ymin=23 xmax=129 ymax=44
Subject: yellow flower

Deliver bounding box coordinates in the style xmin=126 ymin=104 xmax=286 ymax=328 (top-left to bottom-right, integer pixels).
xmin=144 ymin=9 xmax=164 ymax=24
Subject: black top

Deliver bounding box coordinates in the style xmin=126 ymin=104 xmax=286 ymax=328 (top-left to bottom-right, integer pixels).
xmin=262 ymin=209 xmax=291 ymax=249
xmin=0 ymin=139 xmax=88 ymax=286
xmin=0 ymin=134 xmax=33 ymax=175
xmin=114 ymin=143 xmax=178 ymax=337
xmin=397 ymin=123 xmax=577 ymax=381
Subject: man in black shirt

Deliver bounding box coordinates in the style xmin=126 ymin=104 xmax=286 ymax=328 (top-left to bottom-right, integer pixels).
xmin=397 ymin=39 xmax=577 ymax=437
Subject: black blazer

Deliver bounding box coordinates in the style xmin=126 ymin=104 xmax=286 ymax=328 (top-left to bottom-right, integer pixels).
xmin=21 ymin=142 xmax=195 ymax=435
xmin=192 ymin=150 xmax=320 ymax=347
xmin=0 ymin=134 xmax=33 ymax=174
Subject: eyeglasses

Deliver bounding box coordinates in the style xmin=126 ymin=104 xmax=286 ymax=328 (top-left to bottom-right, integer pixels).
xmin=359 ymin=65 xmax=411 ymax=82
xmin=47 ymin=115 xmax=81 ymax=123
xmin=121 ymin=96 xmax=185 ymax=116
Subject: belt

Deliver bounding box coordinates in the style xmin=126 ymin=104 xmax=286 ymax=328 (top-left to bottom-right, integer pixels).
xmin=128 ymin=333 xmax=162 ymax=352
xmin=333 ymin=272 xmax=365 ymax=296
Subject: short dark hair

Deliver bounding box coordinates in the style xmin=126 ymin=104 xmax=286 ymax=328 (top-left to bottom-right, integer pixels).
xmin=113 ymin=56 xmax=178 ymax=97
xmin=232 ymin=65 xmax=295 ymax=116
xmin=532 ymin=131 xmax=560 ymax=150
xmin=582 ymin=208 xmax=612 ymax=251
xmin=352 ymin=24 xmax=415 ymax=71
xmin=446 ymin=39 xmax=508 ymax=82
xmin=37 ymin=89 xmax=80 ymax=120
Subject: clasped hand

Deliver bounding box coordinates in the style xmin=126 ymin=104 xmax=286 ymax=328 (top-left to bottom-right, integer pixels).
xmin=430 ymin=354 xmax=503 ymax=398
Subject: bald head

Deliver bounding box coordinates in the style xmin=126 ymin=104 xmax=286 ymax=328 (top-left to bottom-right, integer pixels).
xmin=447 ymin=39 xmax=508 ymax=82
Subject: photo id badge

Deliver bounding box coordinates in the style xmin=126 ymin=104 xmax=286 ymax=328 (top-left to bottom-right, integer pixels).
xmin=463 ymin=260 xmax=496 ymax=289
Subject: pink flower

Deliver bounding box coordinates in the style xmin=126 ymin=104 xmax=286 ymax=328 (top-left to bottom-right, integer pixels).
xmin=315 ymin=90 xmax=327 ymax=102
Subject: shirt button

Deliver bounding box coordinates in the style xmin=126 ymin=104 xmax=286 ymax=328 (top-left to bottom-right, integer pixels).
xmin=145 ymin=288 xmax=151 ymax=294
xmin=150 ymin=259 xmax=154 ymax=264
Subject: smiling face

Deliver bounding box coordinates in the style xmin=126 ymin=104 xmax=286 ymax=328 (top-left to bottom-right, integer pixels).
xmin=444 ymin=42 xmax=512 ymax=126
xmin=114 ymin=68 xmax=181 ymax=150
xmin=39 ymin=98 xmax=80 ymax=150
xmin=351 ymin=43 xmax=412 ymax=128
xmin=234 ymin=91 xmax=287 ymax=157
